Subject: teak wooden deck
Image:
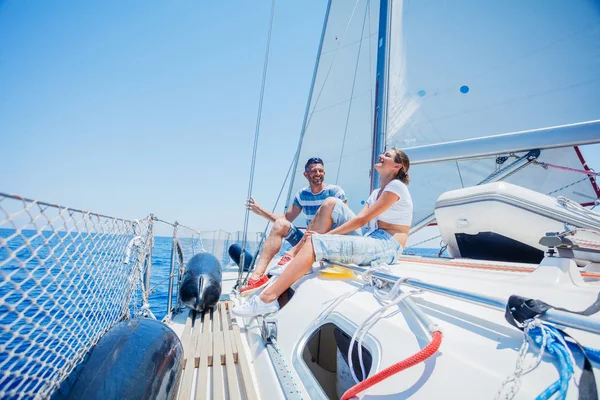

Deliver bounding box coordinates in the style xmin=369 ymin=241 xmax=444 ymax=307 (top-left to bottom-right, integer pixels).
xmin=177 ymin=301 xmax=257 ymax=400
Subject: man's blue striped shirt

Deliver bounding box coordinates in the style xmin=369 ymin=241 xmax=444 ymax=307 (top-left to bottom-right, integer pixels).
xmin=293 ymin=184 xmax=346 ymax=226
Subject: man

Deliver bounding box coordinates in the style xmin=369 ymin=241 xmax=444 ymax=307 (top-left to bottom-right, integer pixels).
xmin=239 ymin=157 xmax=347 ymax=295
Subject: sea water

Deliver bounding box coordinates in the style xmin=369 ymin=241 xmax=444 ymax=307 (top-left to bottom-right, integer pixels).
xmin=0 ymin=228 xmax=443 ymax=321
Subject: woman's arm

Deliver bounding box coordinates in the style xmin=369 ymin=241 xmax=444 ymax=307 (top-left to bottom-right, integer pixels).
xmin=327 ymin=191 xmax=400 ymax=235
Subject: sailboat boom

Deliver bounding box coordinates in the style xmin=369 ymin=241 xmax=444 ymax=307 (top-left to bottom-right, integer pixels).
xmin=404 ymin=120 xmax=600 ymax=165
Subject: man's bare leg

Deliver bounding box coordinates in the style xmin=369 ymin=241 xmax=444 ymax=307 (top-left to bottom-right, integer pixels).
xmin=250 ymin=218 xmax=291 ymax=280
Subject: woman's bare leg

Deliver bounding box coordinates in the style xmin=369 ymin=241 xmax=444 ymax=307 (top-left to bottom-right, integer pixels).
xmin=284 ymin=230 xmax=312 ymax=258
xmin=260 ymin=239 xmax=316 ymax=303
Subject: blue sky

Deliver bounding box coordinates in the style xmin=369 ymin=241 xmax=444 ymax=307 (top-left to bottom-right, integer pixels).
xmin=0 ymin=1 xmax=327 ymax=235
xmin=1 ymin=1 xmax=599 ymax=240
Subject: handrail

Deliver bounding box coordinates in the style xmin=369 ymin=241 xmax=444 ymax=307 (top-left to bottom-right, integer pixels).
xmin=0 ymin=191 xmax=135 ymax=222
xmin=153 ymin=216 xmax=202 ymax=236
xmin=323 ymin=262 xmax=600 ymax=335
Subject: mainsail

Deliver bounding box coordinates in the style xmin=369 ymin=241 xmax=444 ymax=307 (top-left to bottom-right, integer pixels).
xmin=386 ymin=0 xmax=600 ymax=226
xmin=287 ymin=0 xmax=600 ymax=228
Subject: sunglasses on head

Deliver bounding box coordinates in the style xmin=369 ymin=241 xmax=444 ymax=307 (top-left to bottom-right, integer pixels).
xmin=305 ymin=157 xmax=324 ymax=170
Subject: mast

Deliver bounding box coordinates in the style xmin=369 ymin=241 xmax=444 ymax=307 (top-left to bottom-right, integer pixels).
xmin=370 ymin=0 xmax=391 ymax=191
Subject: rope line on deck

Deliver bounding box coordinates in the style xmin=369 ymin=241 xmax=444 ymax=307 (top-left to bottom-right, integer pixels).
xmin=341 ymin=331 xmax=443 ymax=400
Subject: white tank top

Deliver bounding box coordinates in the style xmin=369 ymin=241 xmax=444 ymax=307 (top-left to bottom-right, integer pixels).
xmin=366 ymin=180 xmax=413 ymax=229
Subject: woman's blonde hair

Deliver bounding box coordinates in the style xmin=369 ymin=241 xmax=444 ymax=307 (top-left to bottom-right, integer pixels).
xmin=391 ymin=148 xmax=410 ymax=184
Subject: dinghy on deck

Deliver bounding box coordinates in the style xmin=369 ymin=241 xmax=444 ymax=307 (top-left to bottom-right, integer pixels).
xmin=435 ymin=182 xmax=600 ymax=266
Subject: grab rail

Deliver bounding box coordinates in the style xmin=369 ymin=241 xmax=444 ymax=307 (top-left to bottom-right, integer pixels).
xmin=323 ymin=262 xmax=600 ymax=335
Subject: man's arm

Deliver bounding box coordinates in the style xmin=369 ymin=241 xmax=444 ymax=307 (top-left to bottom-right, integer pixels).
xmin=246 ymin=198 xmax=285 ymax=222
xmin=283 ymin=203 xmax=302 ymax=222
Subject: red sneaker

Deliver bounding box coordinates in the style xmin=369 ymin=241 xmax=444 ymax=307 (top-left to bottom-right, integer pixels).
xmin=269 ymin=253 xmax=294 ymax=276
xmin=239 ymin=275 xmax=269 ymax=296
xmin=277 ymin=253 xmax=293 ymax=266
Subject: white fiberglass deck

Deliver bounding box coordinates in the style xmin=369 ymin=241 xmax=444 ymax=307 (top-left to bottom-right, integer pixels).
xmin=170 ymin=258 xmax=600 ymax=399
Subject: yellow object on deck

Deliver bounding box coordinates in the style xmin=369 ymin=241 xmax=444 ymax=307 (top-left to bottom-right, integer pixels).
xmin=318 ymin=265 xmax=356 ymax=280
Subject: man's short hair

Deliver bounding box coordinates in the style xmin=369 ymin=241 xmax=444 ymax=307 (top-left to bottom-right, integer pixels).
xmin=305 ymin=157 xmax=324 ymax=171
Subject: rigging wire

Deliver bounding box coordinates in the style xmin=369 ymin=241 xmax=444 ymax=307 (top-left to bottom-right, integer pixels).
xmin=404 ymin=234 xmax=442 ymax=249
xmin=455 ymin=160 xmax=465 ymax=188
xmin=336 ymin=0 xmax=371 ymax=184
xmin=239 ymin=155 xmax=297 ymax=286
xmin=239 ymin=0 xmax=277 ymax=286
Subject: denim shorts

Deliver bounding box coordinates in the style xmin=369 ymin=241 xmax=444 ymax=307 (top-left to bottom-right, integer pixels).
xmin=284 ymin=224 xmax=304 ymax=246
xmin=311 ymin=199 xmax=402 ymax=266
xmin=311 ymin=229 xmax=402 ymax=266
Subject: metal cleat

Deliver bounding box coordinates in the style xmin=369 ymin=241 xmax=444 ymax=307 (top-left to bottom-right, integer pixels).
xmin=261 ymin=317 xmax=278 ymax=344
xmin=539 ymin=226 xmax=577 ymax=251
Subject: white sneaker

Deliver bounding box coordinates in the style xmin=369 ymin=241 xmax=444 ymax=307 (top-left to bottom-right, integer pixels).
xmin=231 ymin=295 xmax=280 ymax=318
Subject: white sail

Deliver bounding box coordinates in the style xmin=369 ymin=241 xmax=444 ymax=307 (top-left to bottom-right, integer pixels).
xmin=386 ymin=0 xmax=600 ymax=225
xmin=286 ymin=0 xmax=380 ymax=216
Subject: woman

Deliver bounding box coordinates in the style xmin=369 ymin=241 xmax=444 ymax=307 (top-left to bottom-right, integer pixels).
xmin=232 ymin=148 xmax=413 ymax=317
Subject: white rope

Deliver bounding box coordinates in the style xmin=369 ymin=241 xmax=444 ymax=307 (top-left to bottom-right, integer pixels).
xmin=557 ymin=196 xmax=600 ymax=225
xmin=124 ymin=235 xmax=144 ymax=265
xmin=348 ymin=288 xmax=418 ymax=383
xmin=551 ymin=327 xmax=580 ymax=388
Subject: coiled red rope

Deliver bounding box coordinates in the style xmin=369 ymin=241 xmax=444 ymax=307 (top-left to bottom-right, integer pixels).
xmin=341 ymin=331 xmax=443 ymax=400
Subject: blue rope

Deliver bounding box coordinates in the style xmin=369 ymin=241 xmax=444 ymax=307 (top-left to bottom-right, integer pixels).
xmin=582 ymin=345 xmax=600 ymax=363
xmin=565 ymin=341 xmax=600 ymax=364
xmin=527 ymin=325 xmax=574 ymax=400
xmin=529 ymin=323 xmax=600 ymax=399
